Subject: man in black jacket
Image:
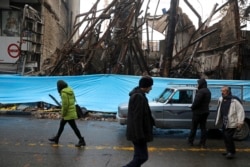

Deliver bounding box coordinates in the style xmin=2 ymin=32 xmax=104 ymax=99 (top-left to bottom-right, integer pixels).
xmin=124 ymin=76 xmax=155 ymax=167
xmin=188 ymin=78 xmax=211 ymax=148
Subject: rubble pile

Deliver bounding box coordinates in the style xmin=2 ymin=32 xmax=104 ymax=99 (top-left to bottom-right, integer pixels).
xmin=32 ymin=110 xmax=116 ymax=121
xmin=32 ymin=110 xmax=61 ymax=119
xmin=40 ymin=0 xmax=155 ymax=76
xmin=0 ymin=103 xmax=117 ymax=122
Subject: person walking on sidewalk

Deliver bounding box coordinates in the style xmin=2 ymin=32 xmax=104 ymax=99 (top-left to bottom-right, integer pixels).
xmin=215 ymin=86 xmax=245 ymax=159
xmin=188 ymin=78 xmax=211 ymax=148
xmin=48 ymin=80 xmax=86 ymax=147
xmin=123 ymin=76 xmax=155 ymax=167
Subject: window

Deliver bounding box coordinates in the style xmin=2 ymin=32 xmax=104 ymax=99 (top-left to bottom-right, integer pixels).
xmin=157 ymin=88 xmax=174 ymax=103
xmin=1 ymin=10 xmax=20 ymax=37
xmin=171 ymin=90 xmax=193 ymax=104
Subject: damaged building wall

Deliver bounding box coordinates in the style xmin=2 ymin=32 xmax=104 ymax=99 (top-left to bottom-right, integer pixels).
xmin=146 ymin=8 xmax=196 ymax=77
xmin=149 ymin=8 xmax=196 ymax=56
xmin=0 ymin=0 xmax=80 ymax=75
xmin=154 ymin=8 xmax=196 ymax=78
xmin=162 ymin=1 xmax=244 ymax=79
xmin=196 ymin=46 xmax=239 ymax=79
xmin=171 ymin=10 xmax=195 ymax=61
xmin=192 ymin=1 xmax=241 ymax=79
xmin=33 ymin=0 xmax=249 ymax=79
xmin=241 ymin=31 xmax=250 ymax=79
xmin=0 ymin=0 xmax=80 ymax=74
xmin=41 ymin=0 xmax=80 ymax=67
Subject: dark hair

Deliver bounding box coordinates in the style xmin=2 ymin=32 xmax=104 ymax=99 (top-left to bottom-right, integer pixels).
xmin=57 ymin=80 xmax=68 ymax=93
xmin=139 ymin=76 xmax=153 ymax=88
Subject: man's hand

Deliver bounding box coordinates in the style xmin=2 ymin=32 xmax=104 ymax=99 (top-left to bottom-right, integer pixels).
xmin=237 ymin=123 xmax=243 ymax=129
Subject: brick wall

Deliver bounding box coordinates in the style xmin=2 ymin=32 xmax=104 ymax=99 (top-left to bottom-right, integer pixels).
xmin=41 ymin=0 xmax=79 ymax=66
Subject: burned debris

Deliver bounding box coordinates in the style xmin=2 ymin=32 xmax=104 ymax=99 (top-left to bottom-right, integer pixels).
xmin=35 ymin=0 xmax=250 ymax=79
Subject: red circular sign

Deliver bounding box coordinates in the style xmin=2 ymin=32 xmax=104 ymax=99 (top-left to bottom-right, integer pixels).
xmin=7 ymin=44 xmax=20 ymax=58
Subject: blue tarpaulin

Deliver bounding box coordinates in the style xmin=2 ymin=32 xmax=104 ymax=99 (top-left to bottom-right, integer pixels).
xmin=0 ymin=74 xmax=249 ymax=112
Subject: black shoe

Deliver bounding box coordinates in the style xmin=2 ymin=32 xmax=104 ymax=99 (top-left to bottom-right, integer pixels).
xmin=48 ymin=136 xmax=59 ymax=144
xmin=75 ymin=137 xmax=86 ymax=147
xmin=198 ymin=143 xmax=207 ymax=149
xmin=225 ymin=153 xmax=235 ymax=159
xmin=200 ymin=145 xmax=207 ymax=149
xmin=187 ymin=141 xmax=194 ymax=146
xmin=222 ymin=152 xmax=228 ymax=156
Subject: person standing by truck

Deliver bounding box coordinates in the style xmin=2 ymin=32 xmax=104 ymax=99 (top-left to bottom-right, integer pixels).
xmin=123 ymin=76 xmax=155 ymax=167
xmin=188 ymin=78 xmax=211 ymax=148
xmin=215 ymin=86 xmax=245 ymax=159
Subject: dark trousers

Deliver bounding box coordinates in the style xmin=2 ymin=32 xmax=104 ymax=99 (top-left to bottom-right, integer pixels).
xmin=222 ymin=127 xmax=236 ymax=154
xmin=188 ymin=113 xmax=209 ymax=145
xmin=124 ymin=141 xmax=148 ymax=167
xmin=56 ymin=119 xmax=82 ymax=140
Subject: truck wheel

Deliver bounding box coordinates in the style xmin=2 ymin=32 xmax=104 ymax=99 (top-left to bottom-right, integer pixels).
xmin=233 ymin=121 xmax=250 ymax=141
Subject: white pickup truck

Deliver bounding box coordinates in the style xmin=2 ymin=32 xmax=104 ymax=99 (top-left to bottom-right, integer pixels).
xmin=116 ymin=84 xmax=250 ymax=140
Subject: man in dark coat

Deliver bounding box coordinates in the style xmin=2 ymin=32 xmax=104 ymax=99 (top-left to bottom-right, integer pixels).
xmin=188 ymin=78 xmax=211 ymax=148
xmin=124 ymin=76 xmax=155 ymax=167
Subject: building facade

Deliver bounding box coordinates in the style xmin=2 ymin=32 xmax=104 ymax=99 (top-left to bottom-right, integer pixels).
xmin=0 ymin=0 xmax=80 ymax=74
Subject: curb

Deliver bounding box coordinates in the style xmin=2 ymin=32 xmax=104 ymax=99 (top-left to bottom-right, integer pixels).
xmin=0 ymin=110 xmax=32 ymax=116
xmin=0 ymin=110 xmax=117 ymax=121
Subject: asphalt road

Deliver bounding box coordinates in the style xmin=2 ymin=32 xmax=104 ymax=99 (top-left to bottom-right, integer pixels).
xmin=0 ymin=115 xmax=250 ymax=167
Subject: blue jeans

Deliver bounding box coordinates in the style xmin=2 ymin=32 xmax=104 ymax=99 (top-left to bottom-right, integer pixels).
xmin=124 ymin=141 xmax=148 ymax=167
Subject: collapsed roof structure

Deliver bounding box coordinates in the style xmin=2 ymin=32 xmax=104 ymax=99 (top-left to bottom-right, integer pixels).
xmin=37 ymin=0 xmax=250 ymax=79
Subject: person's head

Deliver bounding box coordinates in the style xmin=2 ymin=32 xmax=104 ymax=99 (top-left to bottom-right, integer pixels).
xmin=221 ymin=86 xmax=230 ymax=97
xmin=197 ymin=78 xmax=207 ymax=89
xmin=57 ymin=80 xmax=68 ymax=93
xmin=139 ymin=76 xmax=153 ymax=93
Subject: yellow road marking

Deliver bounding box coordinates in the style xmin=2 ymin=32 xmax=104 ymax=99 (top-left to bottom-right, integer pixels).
xmin=1 ymin=142 xmax=250 ymax=152
xmin=28 ymin=143 xmax=36 ymax=146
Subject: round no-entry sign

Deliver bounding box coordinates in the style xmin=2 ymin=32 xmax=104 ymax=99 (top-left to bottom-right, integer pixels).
xmin=7 ymin=43 xmax=20 ymax=58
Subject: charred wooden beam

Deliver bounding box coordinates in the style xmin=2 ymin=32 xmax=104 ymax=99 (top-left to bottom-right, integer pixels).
xmin=184 ymin=0 xmax=202 ymax=26
xmin=161 ymin=0 xmax=179 ymax=77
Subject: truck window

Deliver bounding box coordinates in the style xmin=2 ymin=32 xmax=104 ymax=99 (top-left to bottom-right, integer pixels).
xmin=157 ymin=88 xmax=174 ymax=103
xmin=171 ymin=90 xmax=193 ymax=104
